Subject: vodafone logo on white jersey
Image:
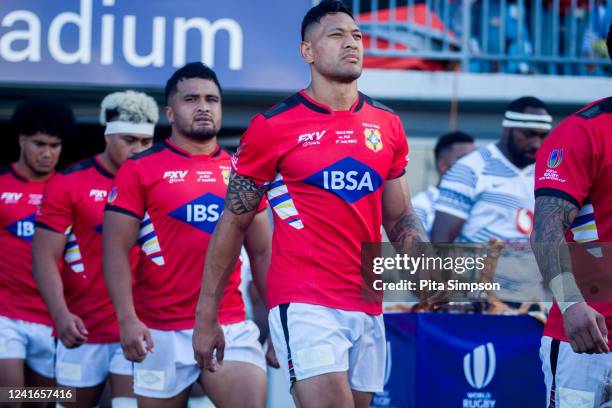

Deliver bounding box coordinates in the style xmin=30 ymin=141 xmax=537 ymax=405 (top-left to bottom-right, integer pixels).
xmin=163 ymin=170 xmax=188 ymax=184
xmin=515 ymin=208 xmax=534 ymax=235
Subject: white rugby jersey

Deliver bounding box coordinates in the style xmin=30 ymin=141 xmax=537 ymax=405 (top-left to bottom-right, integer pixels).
xmin=412 ymin=185 xmax=439 ymax=238
xmin=435 ymin=143 xmax=535 ymax=242
xmin=434 ymin=143 xmax=543 ymax=302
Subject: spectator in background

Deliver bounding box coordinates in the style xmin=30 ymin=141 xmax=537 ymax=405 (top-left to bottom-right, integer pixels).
xmin=412 ymin=131 xmax=475 ymax=237
xmin=581 ymin=0 xmax=612 ymax=74
xmin=431 ymin=96 xmax=552 ymax=304
xmin=0 ymin=99 xmax=74 ymax=389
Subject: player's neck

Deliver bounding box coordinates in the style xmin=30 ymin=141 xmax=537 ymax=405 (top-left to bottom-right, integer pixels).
xmin=496 ymin=140 xmax=526 ymax=169
xmin=170 ymin=133 xmax=218 ymax=156
xmin=14 ymin=158 xmax=52 ymax=182
xmin=305 ymin=80 xmax=358 ymax=111
xmin=96 ymin=151 xmax=118 ymax=176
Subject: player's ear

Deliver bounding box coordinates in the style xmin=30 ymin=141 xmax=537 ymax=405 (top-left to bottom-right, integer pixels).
xmin=165 ymin=105 xmax=174 ymax=125
xmin=300 ymin=41 xmax=314 ymax=64
xmin=18 ymin=135 xmax=27 ymax=150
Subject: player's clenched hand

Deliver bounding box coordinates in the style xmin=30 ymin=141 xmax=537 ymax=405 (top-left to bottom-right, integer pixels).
xmin=55 ymin=312 xmax=88 ymax=348
xmin=563 ymin=302 xmax=609 ymax=354
xmin=266 ymin=336 xmax=280 ymax=368
xmin=119 ymin=316 xmax=154 ymax=362
xmin=193 ymin=320 xmax=225 ymax=372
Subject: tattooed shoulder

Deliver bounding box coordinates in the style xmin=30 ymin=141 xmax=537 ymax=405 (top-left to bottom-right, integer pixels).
xmin=534 ymin=195 xmax=579 ymax=233
xmin=387 ymin=209 xmax=428 ymax=246
xmin=224 ymin=170 xmax=267 ymax=215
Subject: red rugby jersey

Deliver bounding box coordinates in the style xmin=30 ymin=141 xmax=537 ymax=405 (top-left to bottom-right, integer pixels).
xmin=105 ymin=140 xmax=250 ymax=330
xmin=0 ymin=164 xmax=52 ymax=325
xmin=534 ymin=97 xmax=612 ymax=344
xmin=233 ymin=90 xmax=409 ymax=315
xmin=36 ymin=156 xmax=136 ymax=343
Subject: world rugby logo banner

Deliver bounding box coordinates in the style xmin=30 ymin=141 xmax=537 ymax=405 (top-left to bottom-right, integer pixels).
xmin=464 ymin=343 xmax=496 ymax=389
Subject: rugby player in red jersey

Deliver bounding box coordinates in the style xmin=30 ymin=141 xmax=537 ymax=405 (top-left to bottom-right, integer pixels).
xmin=532 ymin=24 xmax=612 ymax=407
xmin=103 ymin=63 xmax=271 ymax=407
xmin=0 ymin=99 xmax=74 ymax=391
xmin=32 ymin=90 xmax=157 ymax=407
xmin=193 ymin=2 xmax=428 ymax=407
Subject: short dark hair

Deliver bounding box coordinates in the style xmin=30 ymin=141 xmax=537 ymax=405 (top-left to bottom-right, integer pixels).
xmin=164 ymin=62 xmax=222 ymax=104
xmin=506 ymin=96 xmax=550 ymax=114
xmin=301 ymin=0 xmax=354 ymax=41
xmin=607 ymin=23 xmax=611 ymax=62
xmin=434 ymin=131 xmax=475 ymax=162
xmin=10 ymin=99 xmax=74 ymax=140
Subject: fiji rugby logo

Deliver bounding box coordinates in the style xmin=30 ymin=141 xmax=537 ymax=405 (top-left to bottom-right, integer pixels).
xmin=364 ymin=128 xmax=383 ymax=152
xmin=464 ymin=343 xmax=496 ymax=389
xmin=547 ymin=149 xmax=563 ymax=168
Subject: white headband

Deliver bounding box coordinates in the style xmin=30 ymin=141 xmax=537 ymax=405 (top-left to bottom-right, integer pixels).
xmin=105 ymin=121 xmax=155 ymax=136
xmin=502 ymin=110 xmax=552 ymax=130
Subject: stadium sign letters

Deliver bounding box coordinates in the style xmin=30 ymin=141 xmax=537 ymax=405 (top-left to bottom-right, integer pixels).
xmin=0 ymin=0 xmax=310 ymax=90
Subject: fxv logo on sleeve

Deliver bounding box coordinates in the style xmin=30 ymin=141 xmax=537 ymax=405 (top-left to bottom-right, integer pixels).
xmin=304 ymin=157 xmax=382 ymax=203
xmin=169 ymin=193 xmax=224 ymax=234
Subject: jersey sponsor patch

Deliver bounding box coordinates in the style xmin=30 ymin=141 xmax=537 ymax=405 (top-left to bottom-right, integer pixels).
xmin=168 ymin=192 xmax=224 ymax=234
xmin=6 ymin=213 xmax=35 ymax=242
xmin=1 ymin=192 xmax=23 ymax=204
xmin=303 ymin=157 xmax=383 ymax=204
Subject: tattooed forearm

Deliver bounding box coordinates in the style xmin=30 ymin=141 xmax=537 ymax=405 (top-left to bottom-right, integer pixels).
xmin=531 ymin=195 xmax=578 ymax=283
xmin=224 ymin=170 xmax=267 ymax=215
xmin=387 ymin=208 xmax=429 ymax=250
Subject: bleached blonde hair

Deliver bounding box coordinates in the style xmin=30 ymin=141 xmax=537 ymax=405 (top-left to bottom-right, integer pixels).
xmin=100 ymin=90 xmax=159 ymax=125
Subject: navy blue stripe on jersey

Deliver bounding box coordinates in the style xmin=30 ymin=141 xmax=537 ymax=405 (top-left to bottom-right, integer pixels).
xmin=479 ymin=191 xmax=522 ymax=209
xmin=482 ymin=159 xmax=518 ymax=178
xmin=263 ymin=93 xmax=305 ymax=119
xmin=478 ymin=147 xmax=492 ymax=161
xmin=471 ymin=227 xmax=507 ymax=242
xmin=131 ymin=142 xmax=167 ymax=160
xmin=573 ymin=212 xmax=595 ymax=226
xmin=414 ymin=207 xmax=427 ymax=225
xmin=443 ymin=163 xmax=478 ymax=188
xmin=577 ymin=97 xmax=612 ymax=119
xmin=438 ymin=188 xmax=473 ymax=213
xmin=363 ymin=94 xmax=395 ymax=114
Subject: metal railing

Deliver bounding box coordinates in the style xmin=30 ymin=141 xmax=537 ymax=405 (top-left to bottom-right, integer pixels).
xmin=350 ymin=0 xmax=612 ymax=75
